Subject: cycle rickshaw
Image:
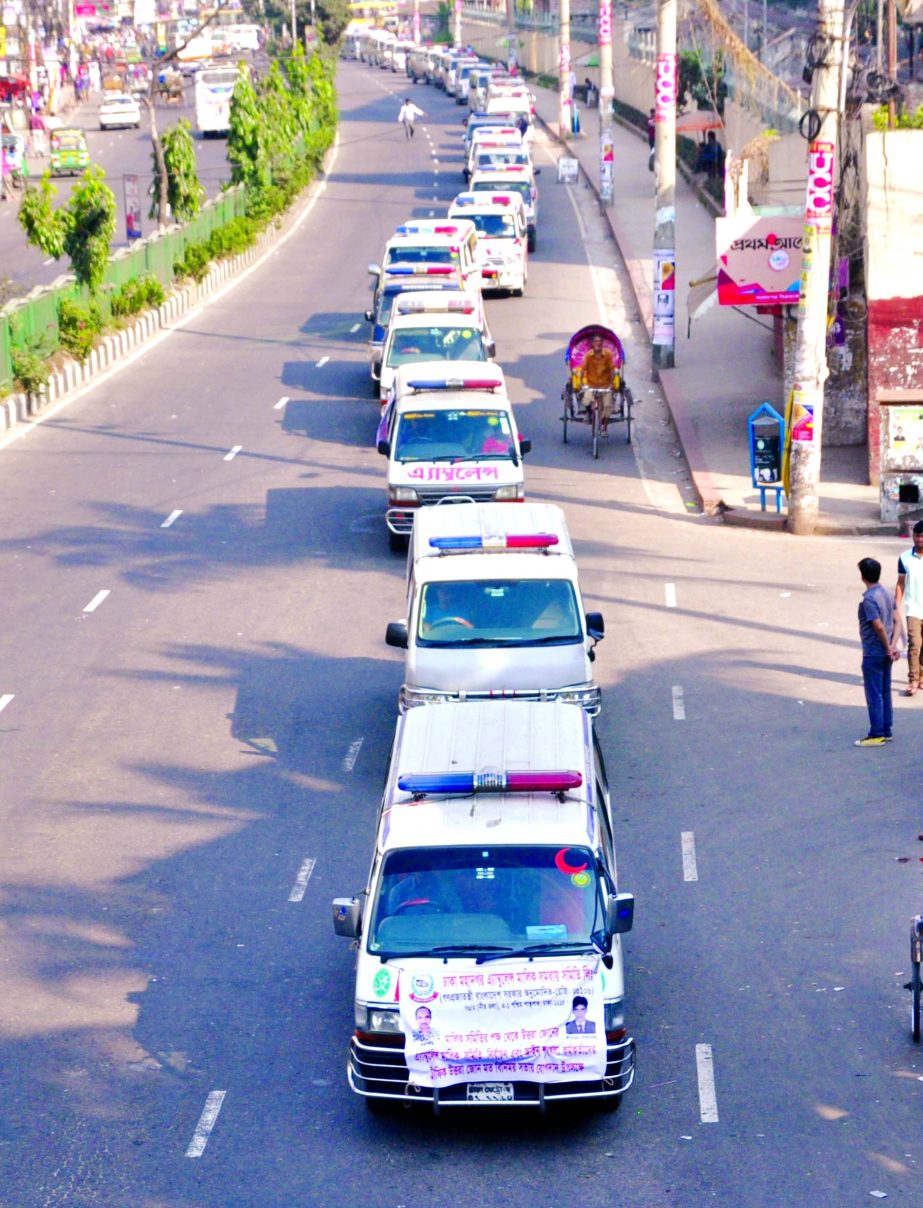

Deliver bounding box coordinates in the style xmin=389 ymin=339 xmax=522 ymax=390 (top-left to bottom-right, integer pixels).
xmin=561 ymin=323 xmax=634 ymax=458
xmin=909 ymin=913 xmax=922 ymax=1042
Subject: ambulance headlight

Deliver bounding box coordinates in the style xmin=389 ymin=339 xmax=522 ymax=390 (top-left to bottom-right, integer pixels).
xmin=604 ymin=999 xmax=626 ymax=1039
xmin=356 ymin=1002 xmax=403 ymax=1034
xmin=494 ymin=484 xmax=524 ymax=501
xmin=389 ymin=486 xmax=419 ymax=504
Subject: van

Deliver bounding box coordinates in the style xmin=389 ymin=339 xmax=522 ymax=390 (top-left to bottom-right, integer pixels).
xmin=464 ymin=127 xmax=523 ymax=181
xmin=369 ymin=220 xmax=482 ymax=305
xmin=376 ymin=302 xmax=496 ymax=403
xmin=364 ymin=278 xmax=476 ymax=384
xmin=449 ymin=192 xmax=529 ymax=295
xmin=470 ymin=167 xmax=539 ymax=252
xmin=385 ymin=501 xmax=604 ymax=713
xmin=331 ymin=699 xmax=635 ymax=1111
xmin=376 ymin=364 xmax=528 ymax=548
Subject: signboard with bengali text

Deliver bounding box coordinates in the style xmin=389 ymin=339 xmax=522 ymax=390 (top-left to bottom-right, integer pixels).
xmin=716 ymin=213 xmax=804 ymax=307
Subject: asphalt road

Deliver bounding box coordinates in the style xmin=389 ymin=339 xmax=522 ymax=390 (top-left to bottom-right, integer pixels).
xmin=0 ymin=58 xmax=921 ymax=1208
xmin=0 ymin=80 xmax=232 ymax=296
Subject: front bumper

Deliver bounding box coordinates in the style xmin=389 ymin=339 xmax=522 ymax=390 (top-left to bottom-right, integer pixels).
xmin=348 ymin=1033 xmax=634 ymax=1109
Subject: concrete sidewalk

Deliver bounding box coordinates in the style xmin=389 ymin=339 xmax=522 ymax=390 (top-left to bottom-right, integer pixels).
xmin=530 ymin=85 xmax=884 ymax=535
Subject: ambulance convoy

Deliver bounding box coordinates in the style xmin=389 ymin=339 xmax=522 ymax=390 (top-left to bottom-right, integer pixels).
xmin=331 ymin=56 xmax=636 ymax=1114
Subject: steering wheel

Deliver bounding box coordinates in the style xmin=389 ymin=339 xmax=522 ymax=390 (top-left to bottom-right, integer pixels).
xmin=393 ymin=897 xmax=450 ymax=915
xmin=428 ymin=616 xmax=474 ymax=630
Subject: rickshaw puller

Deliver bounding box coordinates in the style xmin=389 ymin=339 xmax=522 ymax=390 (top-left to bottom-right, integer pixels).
xmin=581 ymin=334 xmax=615 ymax=434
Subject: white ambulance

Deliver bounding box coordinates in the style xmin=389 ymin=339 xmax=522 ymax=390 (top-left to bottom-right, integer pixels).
xmin=376 ymin=364 xmax=528 ymax=548
xmin=449 ymin=192 xmax=528 ymax=295
xmin=376 ymin=300 xmax=496 ymax=404
xmin=331 ymin=699 xmax=636 ymax=1112
xmin=385 ymin=501 xmax=604 ymax=714
xmin=469 ymin=166 xmax=539 ymax=252
xmin=369 ymin=220 xmax=482 ymax=306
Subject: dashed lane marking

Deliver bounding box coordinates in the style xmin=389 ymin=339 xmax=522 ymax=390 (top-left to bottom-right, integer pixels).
xmin=695 ymin=1045 xmax=719 ymax=1123
xmin=343 ymin=737 xmax=364 ymax=771
xmin=274 ymin=395 xmax=289 ymax=410
xmin=161 ymin=510 xmax=182 ymax=529
xmin=665 ymin=582 xmax=677 ymax=608
xmin=316 ymin=355 xmax=330 ymax=368
xmin=349 ymin=322 xmax=361 ymax=333
xmin=224 ymin=445 xmax=242 ymax=461
xmin=681 ymin=832 xmax=698 ymax=881
xmin=288 ymin=858 xmax=317 ymax=903
xmin=185 ymin=1090 xmax=226 ymax=1157
xmin=83 ymin=590 xmax=110 ymax=614
xmin=672 ymin=685 xmax=685 ymax=721
xmin=0 ymin=694 xmax=14 ymax=714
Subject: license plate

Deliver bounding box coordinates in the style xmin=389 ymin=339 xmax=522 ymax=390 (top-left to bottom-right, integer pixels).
xmin=466 ymin=1082 xmax=514 ymax=1103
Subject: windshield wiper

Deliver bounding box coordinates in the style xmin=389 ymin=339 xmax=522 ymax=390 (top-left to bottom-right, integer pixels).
xmin=376 ymin=943 xmax=515 ymax=962
xmin=477 ymin=940 xmax=602 ymax=964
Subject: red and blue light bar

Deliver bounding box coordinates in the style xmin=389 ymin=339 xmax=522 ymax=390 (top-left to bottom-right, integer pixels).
xmin=407 ymin=377 xmax=503 ymax=392
xmin=398 ymin=770 xmax=582 ymax=795
xmin=396 ymin=224 xmax=461 ymax=236
xmin=384 ymin=265 xmax=456 ymax=277
xmin=429 ymin=533 xmax=559 ymax=550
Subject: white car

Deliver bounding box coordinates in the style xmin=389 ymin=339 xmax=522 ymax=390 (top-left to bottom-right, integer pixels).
xmin=99 ymin=93 xmax=141 ymax=130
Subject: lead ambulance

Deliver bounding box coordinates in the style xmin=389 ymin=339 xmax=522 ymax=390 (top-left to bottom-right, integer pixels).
xmin=385 ymin=501 xmax=604 ymax=713
xmin=332 ymin=699 xmax=636 ymax=1112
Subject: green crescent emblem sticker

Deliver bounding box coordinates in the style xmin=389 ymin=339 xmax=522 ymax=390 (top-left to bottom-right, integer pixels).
xmin=372 ymin=968 xmax=392 ymax=998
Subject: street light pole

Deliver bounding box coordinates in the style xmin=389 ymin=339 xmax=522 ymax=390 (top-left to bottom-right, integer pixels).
xmin=559 ymin=0 xmax=571 ymax=138
xmin=454 ymin=0 xmax=462 ymax=49
xmin=598 ymin=0 xmax=614 ymax=204
xmin=652 ymin=0 xmax=677 ymax=372
xmin=786 ymin=0 xmax=845 ymax=534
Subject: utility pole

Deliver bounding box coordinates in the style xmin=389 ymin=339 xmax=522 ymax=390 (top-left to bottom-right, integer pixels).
xmin=560 ymin=0 xmax=572 ymax=138
xmin=454 ymin=0 xmax=462 ymax=49
xmin=598 ymin=0 xmax=614 ymax=204
xmin=413 ymin=0 xmax=421 ymax=45
xmin=652 ymin=0 xmax=677 ymax=372
xmin=787 ymin=0 xmax=845 ymax=535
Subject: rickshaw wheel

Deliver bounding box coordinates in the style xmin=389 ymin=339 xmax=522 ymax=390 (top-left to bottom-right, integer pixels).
xmin=591 ymin=402 xmax=600 ymax=460
xmin=911 ymin=960 xmax=921 ymax=1042
xmin=562 ymin=386 xmax=571 ymax=443
xmin=624 ymin=388 xmax=633 ymax=445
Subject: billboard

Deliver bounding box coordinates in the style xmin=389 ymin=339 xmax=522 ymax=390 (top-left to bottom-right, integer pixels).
xmin=716 ymin=213 xmax=804 ymax=307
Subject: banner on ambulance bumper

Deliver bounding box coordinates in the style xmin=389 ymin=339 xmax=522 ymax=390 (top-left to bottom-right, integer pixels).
xmin=399 ymin=958 xmax=606 ymax=1088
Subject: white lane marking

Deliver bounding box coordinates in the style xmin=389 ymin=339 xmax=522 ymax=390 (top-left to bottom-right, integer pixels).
xmin=83 ymin=590 xmax=110 ymax=614
xmin=695 ymin=1045 xmax=719 ymax=1123
xmin=342 ymin=737 xmax=364 ymax=771
xmin=0 ymin=694 xmax=14 ymax=714
xmin=274 ymin=395 xmax=290 ymax=410
xmin=681 ymin=832 xmax=698 ymax=882
xmin=185 ymin=1090 xmax=227 ymax=1157
xmin=672 ymin=685 xmax=685 ymax=721
xmin=665 ymin=582 xmax=677 ymax=608
xmin=316 ymin=355 xmax=330 ymax=368
xmin=349 ymin=322 xmax=361 ymax=333
xmin=224 ymin=445 xmax=242 ymax=461
xmin=42 ymin=257 xmax=56 ymax=266
xmin=0 ymin=134 xmax=341 ymax=456
xmin=288 ymin=857 xmax=317 ymax=903
xmin=560 ymin=165 xmax=608 ymax=325
xmin=161 ymin=509 xmax=183 ymax=528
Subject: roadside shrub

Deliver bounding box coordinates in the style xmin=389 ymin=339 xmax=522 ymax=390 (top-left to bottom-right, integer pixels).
xmin=58 ymin=298 xmax=103 ymax=361
xmin=174 ymin=242 xmax=210 ymax=283
xmin=206 ymin=216 xmax=258 ymax=260
xmin=11 ymin=345 xmax=51 ymax=394
xmin=110 ymin=274 xmax=166 ymax=319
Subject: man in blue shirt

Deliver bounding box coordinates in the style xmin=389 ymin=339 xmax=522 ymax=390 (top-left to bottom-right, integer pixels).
xmin=895 ymin=519 xmax=923 ymax=697
xmin=855 ymin=557 xmax=899 ymax=747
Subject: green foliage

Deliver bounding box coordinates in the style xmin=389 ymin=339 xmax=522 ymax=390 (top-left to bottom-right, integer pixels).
xmin=57 ymin=297 xmax=103 ymax=361
xmin=11 ymin=343 xmax=51 ymax=394
xmin=110 ymin=274 xmax=166 ymax=319
xmin=206 ymin=215 xmax=259 ymax=258
xmin=871 ymin=104 xmax=923 ymax=130
xmin=242 ymin=0 xmax=349 ymax=47
xmin=229 ymin=64 xmax=272 ymax=191
xmin=151 ymin=119 xmax=206 ymax=222
xmin=174 ymin=242 xmax=211 ymax=283
xmin=678 ymin=50 xmax=727 ymax=116
xmin=18 ymin=174 xmax=69 ymax=259
xmin=19 ymin=167 xmax=116 ymax=294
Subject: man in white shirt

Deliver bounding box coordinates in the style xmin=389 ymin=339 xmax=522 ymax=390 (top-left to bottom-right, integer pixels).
xmin=895 ymin=519 xmax=923 ymax=696
xmin=397 ymin=98 xmax=424 ymax=139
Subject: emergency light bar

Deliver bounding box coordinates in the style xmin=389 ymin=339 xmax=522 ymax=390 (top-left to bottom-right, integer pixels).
xmin=429 ymin=534 xmax=558 ymax=551
xmin=491 ymin=195 xmax=514 ymax=205
xmin=398 ymin=298 xmax=475 ymax=314
xmin=407 ymin=377 xmax=503 ymax=392
xmin=384 ymin=265 xmax=455 ymax=277
xmin=398 ymin=771 xmax=582 ymax=795
xmin=397 ymin=224 xmax=461 ymax=236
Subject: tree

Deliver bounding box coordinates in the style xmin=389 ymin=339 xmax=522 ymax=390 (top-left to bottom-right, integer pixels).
xmin=18 ymin=167 xmax=116 ymax=293
xmin=150 ymin=119 xmax=206 ymax=223
xmin=228 ymin=65 xmax=271 ymax=191
xmin=241 ymin=0 xmax=350 ymax=48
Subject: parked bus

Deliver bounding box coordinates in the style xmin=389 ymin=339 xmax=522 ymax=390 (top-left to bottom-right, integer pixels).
xmin=194 ymin=66 xmax=238 ymax=136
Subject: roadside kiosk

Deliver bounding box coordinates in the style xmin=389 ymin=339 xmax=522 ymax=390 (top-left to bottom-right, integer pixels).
xmin=878 ymin=391 xmax=923 ymax=525
xmin=748 ymin=402 xmax=785 ymax=513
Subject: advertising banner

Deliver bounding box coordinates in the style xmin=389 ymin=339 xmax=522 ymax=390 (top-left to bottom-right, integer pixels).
xmin=654 ymin=52 xmax=677 ymax=124
xmin=399 ymin=958 xmax=606 ymax=1088
xmin=790 ymin=388 xmax=814 ymax=442
xmin=124 ymin=174 xmax=142 ymax=241
xmin=652 ymin=249 xmax=676 ymax=346
xmin=716 ymin=214 xmax=804 ymax=307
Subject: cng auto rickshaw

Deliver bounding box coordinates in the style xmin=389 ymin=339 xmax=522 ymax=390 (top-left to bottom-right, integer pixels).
xmin=49 ymin=127 xmax=90 ymax=176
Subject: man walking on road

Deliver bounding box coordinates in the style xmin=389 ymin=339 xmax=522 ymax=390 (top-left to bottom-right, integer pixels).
xmin=398 ymin=98 xmax=424 ymax=139
xmin=855 ymin=557 xmax=899 ymax=747
xmin=895 ymin=520 xmax=923 ymax=697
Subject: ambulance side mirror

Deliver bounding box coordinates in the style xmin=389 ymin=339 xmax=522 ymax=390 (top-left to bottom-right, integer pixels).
xmin=519 ymin=437 xmax=531 ymax=456
xmin=368 ymin=263 xmax=381 ymax=277
xmin=585 ymin=611 xmax=605 ymax=641
xmin=377 ymin=439 xmax=390 ymax=456
xmin=332 ymin=897 xmax=362 ymax=938
xmin=364 ymin=309 xmax=374 ymax=322
xmin=486 ymin=339 xmax=496 ymax=359
xmin=607 ymin=892 xmax=634 ymax=936
xmin=385 ymin=621 xmax=408 ymax=649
